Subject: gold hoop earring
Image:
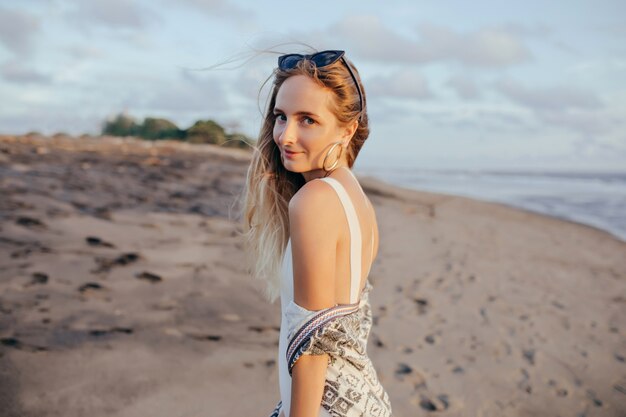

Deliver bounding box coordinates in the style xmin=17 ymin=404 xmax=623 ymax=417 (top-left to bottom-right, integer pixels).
xmin=322 ymin=141 xmax=344 ymax=175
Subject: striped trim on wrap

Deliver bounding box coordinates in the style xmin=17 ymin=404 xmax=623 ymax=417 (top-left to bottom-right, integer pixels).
xmin=286 ymin=302 xmax=359 ymax=376
xmin=267 ymin=400 xmax=282 ymax=417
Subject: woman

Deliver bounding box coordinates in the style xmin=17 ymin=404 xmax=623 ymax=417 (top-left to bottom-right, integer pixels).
xmin=241 ymin=50 xmax=392 ymax=417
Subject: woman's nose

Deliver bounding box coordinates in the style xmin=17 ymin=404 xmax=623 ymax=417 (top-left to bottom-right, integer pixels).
xmin=278 ymin=120 xmax=296 ymax=145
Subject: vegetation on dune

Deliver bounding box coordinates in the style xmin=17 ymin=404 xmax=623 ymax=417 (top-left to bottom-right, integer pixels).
xmin=101 ymin=112 xmax=254 ymax=149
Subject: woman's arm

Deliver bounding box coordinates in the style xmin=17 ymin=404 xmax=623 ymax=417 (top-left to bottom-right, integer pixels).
xmin=287 ymin=180 xmax=341 ymax=417
xmin=290 ymin=354 xmax=330 ymax=417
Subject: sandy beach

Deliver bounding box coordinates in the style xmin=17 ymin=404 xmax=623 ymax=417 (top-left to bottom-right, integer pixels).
xmin=0 ymin=134 xmax=624 ymax=417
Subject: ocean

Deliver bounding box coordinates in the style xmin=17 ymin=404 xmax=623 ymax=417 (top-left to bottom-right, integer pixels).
xmin=357 ymin=166 xmax=626 ymax=243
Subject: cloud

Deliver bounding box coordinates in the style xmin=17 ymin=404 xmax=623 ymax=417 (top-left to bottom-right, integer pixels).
xmin=494 ymin=78 xmax=603 ymax=111
xmin=64 ymin=45 xmax=106 ymax=61
xmin=0 ymin=7 xmax=41 ymax=56
xmin=446 ymin=75 xmax=480 ymax=100
xmin=492 ymin=78 xmax=622 ymax=142
xmin=0 ymin=107 xmax=106 ymax=135
xmin=329 ymin=16 xmax=533 ymax=68
xmin=1 ymin=61 xmax=52 ymax=84
xmin=537 ymin=108 xmax=620 ymax=135
xmin=143 ymin=68 xmax=230 ymax=113
xmin=414 ymin=106 xmax=535 ymax=133
xmin=232 ymin=66 xmax=273 ymax=102
xmin=65 ymin=0 xmax=159 ymax=31
xmin=175 ymin=0 xmax=253 ymax=19
xmin=367 ymin=69 xmax=433 ymax=100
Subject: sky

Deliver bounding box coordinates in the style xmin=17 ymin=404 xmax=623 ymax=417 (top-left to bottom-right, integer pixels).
xmin=0 ymin=0 xmax=625 ymax=171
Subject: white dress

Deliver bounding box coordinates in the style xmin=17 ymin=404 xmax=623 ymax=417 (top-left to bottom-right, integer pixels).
xmin=269 ymin=169 xmax=392 ymax=417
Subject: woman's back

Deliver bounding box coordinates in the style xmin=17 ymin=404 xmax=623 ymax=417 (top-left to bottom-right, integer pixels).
xmin=274 ymin=167 xmax=392 ymax=417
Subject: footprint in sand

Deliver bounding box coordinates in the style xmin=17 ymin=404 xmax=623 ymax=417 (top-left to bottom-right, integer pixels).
xmin=417 ymin=394 xmax=450 ymax=412
xmin=89 ymin=327 xmax=133 ymax=337
xmin=15 ymin=216 xmax=47 ymax=229
xmin=135 ymin=271 xmax=162 ymax=283
xmin=85 ymin=236 xmax=116 ymax=248
xmin=396 ymin=363 xmax=452 ymax=412
xmin=413 ymin=296 xmax=430 ymax=315
xmin=24 ymin=272 xmax=48 ymax=287
xmin=77 ymin=282 xmax=106 ymax=295
xmin=187 ymin=333 xmax=222 ymax=342
xmin=92 ymin=252 xmax=141 ymax=273
xmin=248 ymin=325 xmax=280 ymax=333
xmin=0 ymin=337 xmax=48 ymax=352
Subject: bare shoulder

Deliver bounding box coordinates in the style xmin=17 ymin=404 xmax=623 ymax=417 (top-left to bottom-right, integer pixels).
xmin=288 ymin=178 xmax=343 ymax=231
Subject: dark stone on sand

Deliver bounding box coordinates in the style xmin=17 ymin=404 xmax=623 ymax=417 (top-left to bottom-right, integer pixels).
xmin=15 ymin=216 xmax=46 ymax=229
xmin=419 ymin=394 xmax=449 ymax=412
xmin=189 ymin=334 xmax=222 ymax=341
xmin=93 ymin=252 xmax=141 ymax=273
xmin=85 ymin=236 xmax=116 ymax=248
xmin=395 ymin=363 xmax=413 ymax=376
xmin=522 ymin=348 xmax=535 ymax=365
xmin=114 ymin=252 xmax=139 ymax=265
xmin=414 ymin=297 xmax=429 ymax=314
xmin=613 ymin=381 xmax=626 ymax=395
xmin=0 ymin=337 xmax=46 ymax=352
xmin=114 ymin=327 xmax=133 ymax=334
xmin=10 ymin=242 xmax=52 ymax=259
xmin=425 ymin=334 xmax=435 ymax=344
xmin=30 ymin=272 xmax=48 ymax=285
xmin=135 ymin=271 xmax=162 ymax=283
xmin=452 ymin=366 xmax=464 ymax=374
xmin=248 ymin=325 xmax=280 ymax=333
xmin=614 ymin=352 xmax=625 ymax=363
xmin=373 ymin=336 xmax=384 ymax=348
xmin=1 ymin=338 xmax=21 ymax=348
xmin=78 ymin=282 xmax=104 ymax=293
xmin=89 ymin=327 xmax=133 ymax=336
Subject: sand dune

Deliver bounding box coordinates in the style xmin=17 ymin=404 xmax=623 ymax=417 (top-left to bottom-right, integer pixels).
xmin=0 ymin=134 xmax=624 ymax=417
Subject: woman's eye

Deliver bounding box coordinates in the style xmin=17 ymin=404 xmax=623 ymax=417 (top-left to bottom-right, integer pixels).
xmin=303 ymin=117 xmax=315 ymax=125
xmin=275 ymin=113 xmax=286 ymax=122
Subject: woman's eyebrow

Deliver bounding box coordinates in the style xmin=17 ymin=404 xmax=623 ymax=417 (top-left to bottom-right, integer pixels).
xmin=273 ymin=107 xmax=320 ymax=118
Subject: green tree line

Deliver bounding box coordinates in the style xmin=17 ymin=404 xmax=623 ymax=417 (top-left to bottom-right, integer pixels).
xmin=102 ymin=113 xmax=254 ymax=149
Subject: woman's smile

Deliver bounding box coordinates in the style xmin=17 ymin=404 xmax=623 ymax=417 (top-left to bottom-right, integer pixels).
xmin=284 ymin=149 xmax=302 ymax=158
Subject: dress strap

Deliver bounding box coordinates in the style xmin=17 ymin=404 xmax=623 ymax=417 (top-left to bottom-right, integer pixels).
xmin=318 ymin=176 xmax=363 ymax=304
xmin=344 ymin=169 xmax=376 ymax=278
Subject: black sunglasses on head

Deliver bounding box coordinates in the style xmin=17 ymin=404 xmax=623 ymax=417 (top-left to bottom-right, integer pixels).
xmin=277 ymin=50 xmax=364 ymax=121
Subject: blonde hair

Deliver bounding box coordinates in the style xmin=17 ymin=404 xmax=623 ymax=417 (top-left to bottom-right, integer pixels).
xmin=240 ymin=51 xmax=369 ymax=302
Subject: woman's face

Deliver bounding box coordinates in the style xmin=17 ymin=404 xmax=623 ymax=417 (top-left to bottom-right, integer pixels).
xmin=273 ymin=75 xmax=354 ymax=182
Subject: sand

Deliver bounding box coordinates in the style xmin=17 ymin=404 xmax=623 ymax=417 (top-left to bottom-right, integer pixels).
xmin=0 ymin=134 xmax=624 ymax=417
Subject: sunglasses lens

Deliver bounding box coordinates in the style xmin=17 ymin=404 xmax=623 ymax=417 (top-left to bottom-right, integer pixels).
xmin=311 ymin=51 xmax=343 ymax=67
xmin=278 ymin=54 xmax=303 ymax=70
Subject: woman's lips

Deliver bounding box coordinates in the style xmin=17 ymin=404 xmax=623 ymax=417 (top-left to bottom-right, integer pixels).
xmin=284 ymin=150 xmax=301 ymax=159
